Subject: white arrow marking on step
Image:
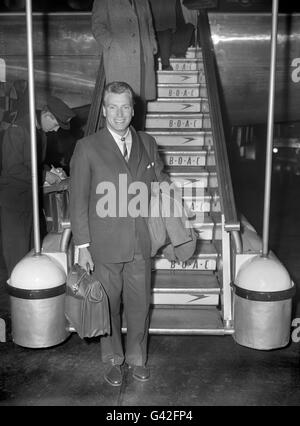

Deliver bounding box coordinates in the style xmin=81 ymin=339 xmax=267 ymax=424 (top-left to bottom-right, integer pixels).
xmin=181 ymin=104 xmax=193 ymax=110
xmin=182 ymin=137 xmax=197 ymax=144
xmin=181 ymin=179 xmax=199 ymax=185
xmin=181 ymin=76 xmax=192 ymax=82
xmin=188 ymin=294 xmax=209 ymax=303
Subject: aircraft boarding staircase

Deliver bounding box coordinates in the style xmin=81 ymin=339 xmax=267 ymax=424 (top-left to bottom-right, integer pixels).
xmin=139 ymin=12 xmax=241 ymax=335
xmin=143 ymin=50 xmax=226 ymax=334
xmin=42 ymin=11 xmax=243 ymax=337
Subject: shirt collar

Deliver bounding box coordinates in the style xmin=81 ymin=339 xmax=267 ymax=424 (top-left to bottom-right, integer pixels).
xmin=107 ymin=127 xmax=131 ymax=142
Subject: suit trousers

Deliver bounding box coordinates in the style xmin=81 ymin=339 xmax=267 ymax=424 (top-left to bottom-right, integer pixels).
xmin=95 ymin=251 xmax=152 ymax=367
xmin=157 ymin=29 xmax=173 ymax=68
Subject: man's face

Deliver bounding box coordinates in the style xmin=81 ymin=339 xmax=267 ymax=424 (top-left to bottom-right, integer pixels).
xmin=103 ymin=92 xmax=134 ymax=136
xmin=41 ymin=111 xmax=60 ymax=133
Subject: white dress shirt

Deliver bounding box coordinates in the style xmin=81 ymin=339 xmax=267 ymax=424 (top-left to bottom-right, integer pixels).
xmin=107 ymin=127 xmax=132 ymax=159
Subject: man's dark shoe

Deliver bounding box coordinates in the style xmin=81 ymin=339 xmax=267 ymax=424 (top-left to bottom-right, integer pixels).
xmin=129 ymin=365 xmax=150 ymax=382
xmin=162 ymin=64 xmax=173 ymax=71
xmin=104 ymin=364 xmax=123 ymax=386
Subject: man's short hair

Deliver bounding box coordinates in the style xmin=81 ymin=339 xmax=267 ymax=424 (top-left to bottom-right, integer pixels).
xmin=103 ymin=81 xmax=135 ymax=106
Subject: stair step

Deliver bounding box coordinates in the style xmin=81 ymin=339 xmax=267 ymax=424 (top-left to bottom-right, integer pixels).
xmin=153 ymin=241 xmax=218 ymax=271
xmin=146 ymin=113 xmax=211 ymax=130
xmin=184 ymin=193 xmax=221 ymax=213
xmin=147 ymin=98 xmax=209 ymax=114
xmin=160 ymin=149 xmax=215 ymax=167
xmin=154 ymin=257 xmax=217 ymax=271
xmin=122 ymin=306 xmax=228 ymax=335
xmin=186 ymin=47 xmax=203 ymax=59
xmin=157 ymin=70 xmax=205 ymax=84
xmin=152 ymin=271 xmax=220 ymax=306
xmin=157 ymin=83 xmax=207 ymax=98
xmin=152 ymin=270 xmax=218 ymax=289
xmin=168 ymin=170 xmax=218 ymax=189
xmin=158 ymin=57 xmax=204 ymax=71
xmin=167 ymin=166 xmax=216 ymax=174
xmin=154 ymin=183 xmax=220 ymax=214
xmin=191 ymin=213 xmax=222 ymax=240
xmin=150 ymin=131 xmax=213 ymax=147
xmin=152 ymin=292 xmax=218 ymax=306
xmin=158 ymin=211 xmax=221 ymax=241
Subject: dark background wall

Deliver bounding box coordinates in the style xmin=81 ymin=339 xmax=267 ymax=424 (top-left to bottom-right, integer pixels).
xmin=1 ymin=0 xmax=300 ymax=14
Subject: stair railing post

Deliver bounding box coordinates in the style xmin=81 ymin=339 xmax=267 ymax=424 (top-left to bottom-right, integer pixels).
xmin=26 ymin=0 xmax=41 ymax=255
xmin=262 ymin=0 xmax=279 ymax=257
xmin=221 ymin=214 xmax=233 ymax=328
xmin=195 ymin=11 xmax=200 ymax=49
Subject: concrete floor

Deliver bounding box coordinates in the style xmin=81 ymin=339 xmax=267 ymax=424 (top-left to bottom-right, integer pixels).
xmin=0 ymin=160 xmax=300 ymax=406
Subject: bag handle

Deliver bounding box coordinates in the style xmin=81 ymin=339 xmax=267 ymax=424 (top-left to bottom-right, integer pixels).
xmin=71 ymin=264 xmax=91 ymax=295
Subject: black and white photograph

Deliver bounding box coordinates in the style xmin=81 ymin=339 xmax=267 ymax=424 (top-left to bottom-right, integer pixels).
xmin=0 ymin=0 xmax=300 ymax=409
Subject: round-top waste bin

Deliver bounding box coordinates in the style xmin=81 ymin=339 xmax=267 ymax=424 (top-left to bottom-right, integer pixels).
xmin=7 ymin=253 xmax=69 ymax=348
xmin=233 ymin=255 xmax=295 ymax=350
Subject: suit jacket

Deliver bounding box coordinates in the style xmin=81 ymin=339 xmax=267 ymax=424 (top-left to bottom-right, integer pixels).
xmin=92 ymin=0 xmax=157 ymax=100
xmin=69 ymin=126 xmax=167 ymax=264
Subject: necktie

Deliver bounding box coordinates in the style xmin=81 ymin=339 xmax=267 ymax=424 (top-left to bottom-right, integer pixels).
xmin=121 ymin=137 xmax=129 ymax=162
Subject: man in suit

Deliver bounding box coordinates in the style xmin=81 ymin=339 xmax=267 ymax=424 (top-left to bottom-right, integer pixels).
xmin=69 ymin=81 xmax=168 ymax=386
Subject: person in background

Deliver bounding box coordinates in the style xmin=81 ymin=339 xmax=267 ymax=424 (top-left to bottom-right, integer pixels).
xmin=172 ymin=0 xmax=198 ymax=57
xmin=44 ymin=116 xmax=84 ymax=176
xmin=179 ymin=0 xmax=199 ymax=49
xmin=69 ymin=81 xmax=169 ymax=387
xmin=149 ymin=0 xmax=177 ymax=70
xmin=0 ymin=95 xmax=75 ymax=276
xmin=150 ymin=0 xmax=197 ymax=66
xmin=180 ymin=0 xmax=198 ymax=30
xmin=91 ymin=0 xmax=157 ymax=130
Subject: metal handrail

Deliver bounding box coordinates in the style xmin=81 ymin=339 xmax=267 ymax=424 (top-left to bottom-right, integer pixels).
xmin=84 ymin=53 xmax=106 ymax=136
xmin=198 ymin=11 xmax=241 ymax=244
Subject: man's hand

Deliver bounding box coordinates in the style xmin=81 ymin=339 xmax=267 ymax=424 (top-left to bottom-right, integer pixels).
xmin=78 ymin=247 xmax=94 ymax=274
xmin=45 ymin=171 xmax=62 ymax=185
xmin=50 ymin=166 xmax=68 ymax=180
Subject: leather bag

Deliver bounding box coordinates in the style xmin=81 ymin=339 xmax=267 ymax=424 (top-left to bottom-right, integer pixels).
xmin=65 ymin=264 xmax=110 ymax=339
